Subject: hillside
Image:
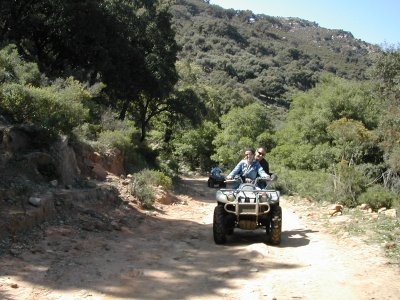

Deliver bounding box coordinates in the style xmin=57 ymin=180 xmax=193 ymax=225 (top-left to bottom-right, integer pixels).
xmin=170 ymin=0 xmax=380 ymax=115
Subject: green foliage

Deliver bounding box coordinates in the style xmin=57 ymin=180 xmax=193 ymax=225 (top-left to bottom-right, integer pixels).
xmin=171 ymin=120 xmax=219 ymax=171
xmin=270 ymin=143 xmax=338 ymax=170
xmin=93 ymin=110 xmax=139 ymax=153
xmin=327 ymin=117 xmax=377 ymax=164
xmin=0 ymin=45 xmax=93 ymax=136
xmin=72 ymin=109 xmax=151 ymax=173
xmin=171 ymin=0 xmax=377 ymax=112
xmin=129 ymin=169 xmax=172 ymax=208
xmin=373 ymin=49 xmax=400 ymax=188
xmin=332 ymin=160 xmax=368 ymax=207
xmin=373 ymin=47 xmax=400 ymax=96
xmin=273 ymin=166 xmax=334 ymax=202
xmin=0 ymin=44 xmax=41 ymax=85
xmin=140 ymin=169 xmax=173 ymax=190
xmin=276 ymin=75 xmax=380 ymax=146
xmin=212 ymin=102 xmax=274 ymax=168
xmin=130 ymin=179 xmax=155 ymax=209
xmin=357 ymin=185 xmax=394 ymax=210
xmin=95 ymin=130 xmax=133 ymax=153
xmin=274 ymin=75 xmax=383 ymax=172
xmin=373 ymin=216 xmax=400 ymax=261
xmin=1 ymin=76 xmax=90 ymax=134
xmin=1 ymin=0 xmax=179 ymax=134
xmin=1 ymin=0 xmax=397 ymax=210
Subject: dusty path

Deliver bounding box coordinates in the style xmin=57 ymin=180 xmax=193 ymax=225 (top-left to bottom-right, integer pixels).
xmin=0 ymin=176 xmax=399 ymax=299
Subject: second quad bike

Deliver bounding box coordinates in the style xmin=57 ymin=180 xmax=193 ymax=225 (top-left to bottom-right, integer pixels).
xmin=213 ymin=176 xmax=282 ymax=245
xmin=207 ymin=167 xmax=226 ymax=188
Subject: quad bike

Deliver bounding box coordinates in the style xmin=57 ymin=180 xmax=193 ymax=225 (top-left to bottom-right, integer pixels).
xmin=207 ymin=167 xmax=226 ymax=188
xmin=213 ymin=176 xmax=282 ymax=245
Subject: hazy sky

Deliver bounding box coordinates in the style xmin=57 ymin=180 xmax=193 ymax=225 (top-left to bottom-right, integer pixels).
xmin=210 ymin=0 xmax=400 ymax=47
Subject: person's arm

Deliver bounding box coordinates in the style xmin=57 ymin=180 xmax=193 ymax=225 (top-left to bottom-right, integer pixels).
xmin=227 ymin=161 xmax=242 ymax=179
xmin=256 ymin=161 xmax=270 ymax=178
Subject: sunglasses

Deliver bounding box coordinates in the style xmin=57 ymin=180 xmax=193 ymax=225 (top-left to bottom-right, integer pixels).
xmin=257 ymin=151 xmax=266 ymax=156
xmin=244 ymin=153 xmax=253 ymax=157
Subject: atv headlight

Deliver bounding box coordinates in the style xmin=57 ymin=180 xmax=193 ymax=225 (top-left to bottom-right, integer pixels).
xmin=259 ymin=192 xmax=268 ymax=203
xmin=216 ymin=191 xmax=235 ymax=202
xmin=267 ymin=191 xmax=280 ymax=203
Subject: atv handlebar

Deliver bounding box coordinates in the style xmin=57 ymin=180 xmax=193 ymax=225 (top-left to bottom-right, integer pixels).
xmin=225 ymin=175 xmax=277 ymax=185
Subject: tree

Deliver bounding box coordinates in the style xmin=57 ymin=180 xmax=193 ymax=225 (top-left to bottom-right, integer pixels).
xmin=273 ymin=74 xmax=382 ymax=170
xmin=131 ymin=88 xmax=205 ymax=142
xmin=0 ymin=45 xmax=91 ymax=135
xmin=0 ymin=0 xmax=179 ymax=128
xmin=327 ymin=118 xmax=377 ymax=164
xmin=373 ymin=48 xmax=400 ymax=191
xmin=171 ymin=120 xmax=219 ymax=171
xmin=212 ymin=103 xmax=273 ymax=168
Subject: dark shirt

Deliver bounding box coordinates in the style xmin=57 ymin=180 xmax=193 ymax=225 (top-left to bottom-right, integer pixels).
xmin=259 ymin=158 xmax=270 ymax=175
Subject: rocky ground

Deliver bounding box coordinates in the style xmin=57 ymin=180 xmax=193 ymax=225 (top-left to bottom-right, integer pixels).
xmin=0 ymin=175 xmax=399 ymax=300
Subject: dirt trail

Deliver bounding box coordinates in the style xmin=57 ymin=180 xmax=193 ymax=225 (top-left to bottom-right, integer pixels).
xmin=0 ymin=177 xmax=399 ymax=300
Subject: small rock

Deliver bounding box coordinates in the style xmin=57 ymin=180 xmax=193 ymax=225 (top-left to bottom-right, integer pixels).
xmin=249 ymin=268 xmax=258 ymax=272
xmin=28 ymin=196 xmax=41 ymax=207
xmin=10 ymin=283 xmax=19 ymax=288
xmin=378 ymin=207 xmax=387 ymax=213
xmin=370 ymin=213 xmax=379 ymax=220
xmin=111 ymin=220 xmax=122 ymax=231
xmin=341 ymin=232 xmax=350 ymax=239
xmin=382 ymin=209 xmax=397 ymax=217
xmin=122 ymin=179 xmax=130 ymax=186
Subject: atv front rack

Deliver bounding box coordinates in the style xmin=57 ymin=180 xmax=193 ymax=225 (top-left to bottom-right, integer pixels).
xmin=217 ymin=188 xmax=273 ymax=223
xmin=224 ymin=200 xmax=271 ymax=216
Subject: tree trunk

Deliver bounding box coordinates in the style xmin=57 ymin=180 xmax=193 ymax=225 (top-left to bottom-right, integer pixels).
xmin=119 ymin=100 xmax=130 ymax=120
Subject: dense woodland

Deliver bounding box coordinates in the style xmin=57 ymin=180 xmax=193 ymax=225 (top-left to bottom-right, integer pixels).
xmin=0 ymin=0 xmax=399 ymax=210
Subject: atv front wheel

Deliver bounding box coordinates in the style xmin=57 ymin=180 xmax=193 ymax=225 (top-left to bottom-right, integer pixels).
xmin=267 ymin=205 xmax=282 ymax=245
xmin=213 ymin=205 xmax=227 ymax=244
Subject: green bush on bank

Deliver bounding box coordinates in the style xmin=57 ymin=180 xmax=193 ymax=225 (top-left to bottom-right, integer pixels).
xmin=129 ymin=169 xmax=172 ymax=209
xmin=0 ymin=79 xmax=90 ymax=135
xmin=357 ymin=185 xmax=395 ymax=210
xmin=72 ymin=109 xmax=152 ymax=173
xmin=0 ymin=45 xmax=91 ymax=135
xmin=273 ymin=165 xmax=334 ymax=202
xmin=275 ymin=164 xmax=397 ymax=210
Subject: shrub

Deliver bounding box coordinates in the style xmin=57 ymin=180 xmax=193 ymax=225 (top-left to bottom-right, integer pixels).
xmin=72 ymin=110 xmax=146 ymax=173
xmin=137 ymin=169 xmax=172 ymax=189
xmin=0 ymin=78 xmax=90 ymax=134
xmin=332 ymin=160 xmax=367 ymax=207
xmin=129 ymin=169 xmax=172 ymax=208
xmin=273 ymin=165 xmax=334 ymax=202
xmin=130 ymin=179 xmax=155 ymax=209
xmin=0 ymin=44 xmax=41 ymax=85
xmin=357 ymin=185 xmax=394 ymax=210
xmin=96 ymin=130 xmax=133 ymax=153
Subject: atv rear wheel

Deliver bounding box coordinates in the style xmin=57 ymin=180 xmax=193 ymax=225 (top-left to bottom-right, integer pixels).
xmin=267 ymin=205 xmax=282 ymax=245
xmin=213 ymin=205 xmax=227 ymax=244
